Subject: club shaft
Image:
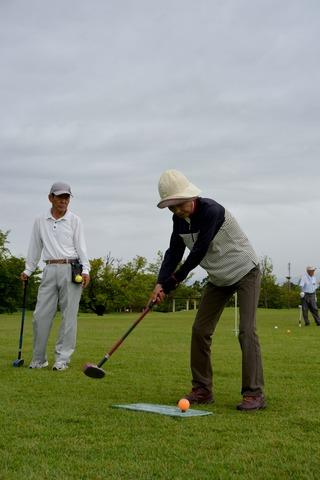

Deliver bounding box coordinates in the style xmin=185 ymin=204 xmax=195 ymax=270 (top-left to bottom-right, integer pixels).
xmin=97 ymin=354 xmax=110 ymax=368
xmin=97 ymin=304 xmax=153 ymax=368
xmin=108 ymin=308 xmax=150 ymax=355
xmin=17 ymin=281 xmax=28 ymax=357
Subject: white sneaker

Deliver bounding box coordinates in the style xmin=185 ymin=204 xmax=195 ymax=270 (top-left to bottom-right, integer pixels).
xmin=52 ymin=361 xmax=68 ymax=371
xmin=29 ymin=360 xmax=49 ymax=369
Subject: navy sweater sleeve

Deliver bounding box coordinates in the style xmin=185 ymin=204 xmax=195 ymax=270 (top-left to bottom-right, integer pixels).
xmin=174 ymin=202 xmax=225 ymax=282
xmin=157 ymin=200 xmax=224 ymax=284
xmin=157 ymin=224 xmax=186 ymax=283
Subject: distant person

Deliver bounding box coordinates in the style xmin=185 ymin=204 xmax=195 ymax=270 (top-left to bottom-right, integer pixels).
xmin=20 ymin=182 xmax=90 ymax=371
xmin=151 ymin=170 xmax=265 ymax=411
xmin=299 ymin=266 xmax=320 ymax=326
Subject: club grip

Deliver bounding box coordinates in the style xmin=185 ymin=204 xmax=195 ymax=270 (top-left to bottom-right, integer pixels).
xmin=146 ymin=299 xmax=157 ymax=309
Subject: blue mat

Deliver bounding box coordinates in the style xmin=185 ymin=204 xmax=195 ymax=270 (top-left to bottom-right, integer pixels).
xmin=112 ymin=403 xmax=213 ymax=418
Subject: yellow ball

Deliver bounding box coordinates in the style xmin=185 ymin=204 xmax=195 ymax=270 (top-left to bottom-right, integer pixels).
xmin=178 ymin=398 xmax=190 ymax=412
xmin=75 ymin=274 xmax=83 ymax=283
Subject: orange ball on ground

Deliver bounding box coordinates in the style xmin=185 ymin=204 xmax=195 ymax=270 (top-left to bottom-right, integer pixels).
xmin=178 ymin=398 xmax=190 ymax=412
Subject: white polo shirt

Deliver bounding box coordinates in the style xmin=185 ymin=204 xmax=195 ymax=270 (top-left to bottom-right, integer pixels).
xmin=299 ymin=273 xmax=317 ymax=294
xmin=24 ymin=210 xmax=90 ymax=275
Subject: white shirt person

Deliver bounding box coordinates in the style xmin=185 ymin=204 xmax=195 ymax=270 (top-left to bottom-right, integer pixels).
xmin=20 ymin=182 xmax=90 ymax=370
xmin=299 ymin=266 xmax=320 ymax=326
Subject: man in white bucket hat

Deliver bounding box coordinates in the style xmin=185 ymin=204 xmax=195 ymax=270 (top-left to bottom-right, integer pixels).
xmin=151 ymin=169 xmax=265 ymax=411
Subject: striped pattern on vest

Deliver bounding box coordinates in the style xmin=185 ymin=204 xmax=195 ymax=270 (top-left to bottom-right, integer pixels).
xmin=180 ymin=209 xmax=258 ymax=286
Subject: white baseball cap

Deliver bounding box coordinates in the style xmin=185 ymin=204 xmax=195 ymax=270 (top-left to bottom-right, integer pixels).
xmin=157 ymin=169 xmax=201 ymax=209
xmin=49 ymin=182 xmax=73 ymax=196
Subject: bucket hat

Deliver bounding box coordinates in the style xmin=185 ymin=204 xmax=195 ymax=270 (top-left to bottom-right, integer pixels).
xmin=157 ymin=170 xmax=201 ymax=208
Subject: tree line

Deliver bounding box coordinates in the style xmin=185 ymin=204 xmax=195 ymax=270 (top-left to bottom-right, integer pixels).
xmin=0 ymin=229 xmax=302 ymax=314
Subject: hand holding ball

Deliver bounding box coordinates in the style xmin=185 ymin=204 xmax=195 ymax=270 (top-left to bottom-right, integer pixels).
xmin=178 ymin=398 xmax=190 ymax=412
xmin=74 ymin=274 xmax=83 ymax=283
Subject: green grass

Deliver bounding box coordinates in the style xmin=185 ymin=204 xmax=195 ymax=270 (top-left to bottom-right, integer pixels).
xmin=1 ymin=307 xmax=320 ymax=479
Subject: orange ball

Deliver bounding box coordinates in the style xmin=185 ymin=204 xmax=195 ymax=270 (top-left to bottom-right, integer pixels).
xmin=178 ymin=398 xmax=190 ymax=412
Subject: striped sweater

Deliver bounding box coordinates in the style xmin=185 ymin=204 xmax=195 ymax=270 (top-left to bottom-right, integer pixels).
xmin=158 ymin=197 xmax=259 ymax=287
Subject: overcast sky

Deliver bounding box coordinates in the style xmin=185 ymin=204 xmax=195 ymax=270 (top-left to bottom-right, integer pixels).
xmin=1 ymin=0 xmax=320 ymax=283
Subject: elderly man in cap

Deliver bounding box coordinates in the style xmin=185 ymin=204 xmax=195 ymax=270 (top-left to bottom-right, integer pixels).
xmin=151 ymin=169 xmax=265 ymax=411
xmin=299 ymin=266 xmax=320 ymax=326
xmin=20 ymin=182 xmax=90 ymax=371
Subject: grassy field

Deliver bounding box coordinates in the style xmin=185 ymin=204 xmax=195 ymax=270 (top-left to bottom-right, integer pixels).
xmin=1 ymin=307 xmax=320 ymax=479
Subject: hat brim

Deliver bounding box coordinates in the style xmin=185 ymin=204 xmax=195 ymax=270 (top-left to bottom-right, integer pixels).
xmin=51 ymin=190 xmax=73 ymax=196
xmin=157 ymin=184 xmax=201 ymax=209
xmin=157 ymin=196 xmax=199 ymax=209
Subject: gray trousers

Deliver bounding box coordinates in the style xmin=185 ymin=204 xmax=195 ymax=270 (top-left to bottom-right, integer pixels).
xmin=32 ymin=264 xmax=82 ymax=364
xmin=301 ymin=293 xmax=320 ymax=325
xmin=191 ymin=266 xmax=264 ymax=397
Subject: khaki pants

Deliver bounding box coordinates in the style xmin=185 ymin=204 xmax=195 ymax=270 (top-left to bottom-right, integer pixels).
xmin=32 ymin=264 xmax=82 ymax=364
xmin=191 ymin=266 xmax=264 ymax=397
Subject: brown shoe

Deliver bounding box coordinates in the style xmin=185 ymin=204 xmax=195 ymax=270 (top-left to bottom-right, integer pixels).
xmin=182 ymin=387 xmax=213 ymax=405
xmin=236 ymin=395 xmax=266 ymax=411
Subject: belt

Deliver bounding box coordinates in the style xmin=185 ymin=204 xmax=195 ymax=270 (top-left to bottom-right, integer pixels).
xmin=45 ymin=259 xmax=78 ymax=265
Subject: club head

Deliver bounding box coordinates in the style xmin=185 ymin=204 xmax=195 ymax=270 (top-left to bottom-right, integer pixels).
xmin=83 ymin=363 xmax=106 ymax=379
xmin=12 ymin=358 xmax=24 ymax=368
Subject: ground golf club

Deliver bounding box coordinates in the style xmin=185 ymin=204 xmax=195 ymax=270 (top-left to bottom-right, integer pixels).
xmin=83 ymin=300 xmax=155 ymax=378
xmin=12 ymin=280 xmax=28 ymax=368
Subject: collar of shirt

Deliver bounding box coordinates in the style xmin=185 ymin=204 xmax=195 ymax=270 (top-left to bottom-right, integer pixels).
xmin=46 ymin=210 xmax=70 ymax=221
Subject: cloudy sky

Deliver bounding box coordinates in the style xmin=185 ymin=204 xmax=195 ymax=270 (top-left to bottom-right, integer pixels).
xmin=1 ymin=0 xmax=320 ymax=283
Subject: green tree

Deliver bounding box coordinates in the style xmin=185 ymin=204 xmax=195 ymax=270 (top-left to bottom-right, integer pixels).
xmin=259 ymin=256 xmax=282 ymax=308
xmin=80 ymin=255 xmax=157 ymax=315
xmin=279 ymin=282 xmax=301 ymax=309
xmin=80 ymin=256 xmax=118 ymax=315
xmin=0 ymin=230 xmax=25 ymax=312
xmin=0 ymin=230 xmax=10 ymax=258
xmin=117 ymin=256 xmax=156 ymax=311
xmin=0 ymin=230 xmax=40 ymax=312
xmin=147 ymin=251 xmax=164 ymax=276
